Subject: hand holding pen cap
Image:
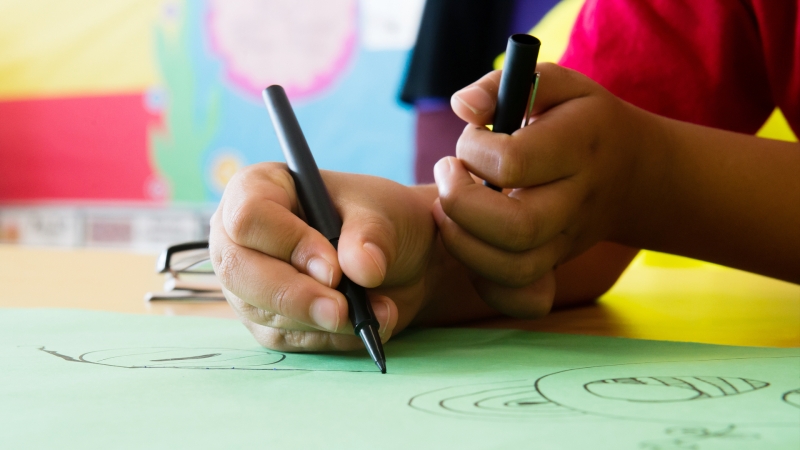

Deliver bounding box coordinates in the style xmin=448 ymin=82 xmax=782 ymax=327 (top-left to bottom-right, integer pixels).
xmin=450 ymin=34 xmax=541 ymax=191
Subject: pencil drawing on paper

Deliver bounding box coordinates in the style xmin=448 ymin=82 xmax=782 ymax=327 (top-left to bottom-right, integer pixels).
xmin=408 ymin=379 xmax=582 ymax=420
xmin=583 ymin=376 xmax=769 ymax=402
xmin=410 ymin=374 xmax=775 ymax=421
xmin=40 ymin=347 xmax=286 ymax=370
xmin=409 ymin=356 xmax=799 ymax=429
xmin=409 ymin=357 xmax=799 ymax=448
xmin=782 ymin=388 xmax=800 ymax=408
xmin=38 ymin=346 xmax=380 ymax=372
xmin=409 ymin=375 xmax=773 ymax=421
xmin=36 ymin=347 xmax=378 ymax=373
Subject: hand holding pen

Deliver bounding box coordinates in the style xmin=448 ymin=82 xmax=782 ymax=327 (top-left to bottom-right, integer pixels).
xmin=207 ymin=122 xmax=443 ymax=361
xmin=436 ymin=51 xmax=655 ymax=308
xmin=263 ymin=86 xmax=388 ymax=371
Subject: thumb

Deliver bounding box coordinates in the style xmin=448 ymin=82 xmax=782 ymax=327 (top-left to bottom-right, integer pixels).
xmin=336 ymin=206 xmax=396 ymax=289
xmin=336 ymin=190 xmax=435 ymax=289
xmin=450 ymin=63 xmax=596 ymax=127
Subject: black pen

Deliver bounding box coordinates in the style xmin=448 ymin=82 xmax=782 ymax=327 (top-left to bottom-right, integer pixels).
xmin=262 ymin=85 xmax=387 ymax=374
xmin=485 ymin=34 xmax=541 ymax=191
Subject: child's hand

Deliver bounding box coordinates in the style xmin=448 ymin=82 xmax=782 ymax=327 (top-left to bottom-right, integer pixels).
xmin=209 ymin=164 xmax=439 ymax=352
xmin=436 ymin=63 xmax=651 ymax=314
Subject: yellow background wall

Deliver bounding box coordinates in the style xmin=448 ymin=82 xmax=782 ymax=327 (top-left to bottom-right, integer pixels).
xmin=0 ymin=0 xmax=162 ymax=100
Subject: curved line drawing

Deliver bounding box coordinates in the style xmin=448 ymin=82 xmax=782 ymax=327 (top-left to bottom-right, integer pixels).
xmin=39 ymin=346 xmax=379 ymax=372
xmin=583 ymin=376 xmax=769 ymax=403
xmin=409 ymin=356 xmax=799 ymax=426
xmin=533 ymin=356 xmax=798 ymax=426
xmin=150 ymin=353 xmax=222 ymax=362
xmin=782 ymin=389 xmax=800 ymax=409
xmin=409 ymin=380 xmax=582 ymax=420
xmin=41 ymin=347 xmax=285 ymax=369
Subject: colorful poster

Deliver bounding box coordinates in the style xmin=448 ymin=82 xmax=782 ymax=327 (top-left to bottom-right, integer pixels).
xmin=0 ymin=0 xmax=423 ymax=203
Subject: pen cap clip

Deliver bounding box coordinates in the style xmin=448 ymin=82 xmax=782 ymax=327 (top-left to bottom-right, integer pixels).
xmin=522 ymin=72 xmax=541 ymax=128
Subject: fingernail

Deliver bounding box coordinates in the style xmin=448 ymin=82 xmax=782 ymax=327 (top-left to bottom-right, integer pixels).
xmin=453 ymin=86 xmax=494 ymax=115
xmin=433 ymin=157 xmax=453 ymax=185
xmin=309 ymin=297 xmax=340 ymax=332
xmin=362 ymin=242 xmax=386 ymax=281
xmin=371 ymin=300 xmax=392 ymax=338
xmin=307 ymin=258 xmax=333 ymax=287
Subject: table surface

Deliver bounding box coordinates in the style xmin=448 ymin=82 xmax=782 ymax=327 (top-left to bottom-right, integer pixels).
xmin=1 ymin=245 xmax=797 ymax=347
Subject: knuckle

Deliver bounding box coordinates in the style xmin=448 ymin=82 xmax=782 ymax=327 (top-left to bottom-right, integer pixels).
xmin=501 ymin=207 xmax=538 ymax=251
xmin=253 ymin=308 xmax=282 ymax=328
xmin=352 ymin=212 xmax=389 ymax=239
xmin=438 ymin=184 xmax=463 ymax=217
xmin=236 ymin=163 xmax=260 ymax=179
xmin=269 ymin=281 xmax=295 ymax=318
xmin=262 ymin=164 xmax=294 ymax=189
xmin=213 ymin=243 xmax=242 ymax=289
xmin=223 ymin=164 xmax=259 ymax=197
xmin=455 ymin=131 xmax=472 ymax=157
xmin=495 ymin=142 xmax=528 ymax=186
xmin=223 ymin=290 xmax=247 ymax=313
xmin=256 ymin=162 xmax=296 ymax=204
xmin=501 ymin=257 xmax=540 ymax=288
xmin=357 ymin=215 xmax=397 ymax=261
xmin=539 ymin=62 xmax=561 ymax=77
xmin=253 ymin=327 xmax=289 ymax=351
xmin=280 ymin=329 xmax=312 ymax=349
xmin=224 ymin=199 xmax=255 ymax=245
xmin=239 ymin=161 xmax=282 ymax=182
xmin=327 ymin=333 xmax=364 ymax=351
xmin=455 ymin=127 xmax=489 ymax=163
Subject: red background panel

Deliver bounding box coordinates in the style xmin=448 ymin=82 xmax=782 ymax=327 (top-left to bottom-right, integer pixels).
xmin=0 ymin=94 xmax=157 ymax=201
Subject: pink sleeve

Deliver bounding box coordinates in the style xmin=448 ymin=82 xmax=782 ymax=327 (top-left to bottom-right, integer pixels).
xmin=559 ymin=0 xmax=774 ymax=134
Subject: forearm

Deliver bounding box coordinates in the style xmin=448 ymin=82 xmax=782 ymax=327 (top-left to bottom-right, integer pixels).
xmin=618 ymin=111 xmax=800 ymax=282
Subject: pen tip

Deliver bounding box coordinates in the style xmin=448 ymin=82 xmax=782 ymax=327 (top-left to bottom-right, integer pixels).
xmin=358 ymin=324 xmax=386 ymax=374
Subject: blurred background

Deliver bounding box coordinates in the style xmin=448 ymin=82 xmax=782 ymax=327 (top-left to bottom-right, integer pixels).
xmin=0 ymin=0 xmax=795 ymax=253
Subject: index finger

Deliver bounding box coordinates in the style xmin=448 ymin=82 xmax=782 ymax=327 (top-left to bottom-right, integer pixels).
xmin=209 ymin=210 xmax=349 ymax=334
xmin=450 ymin=70 xmax=502 ymax=126
xmin=450 ymin=63 xmax=595 ymax=127
xmin=221 ymin=162 xmax=342 ymax=288
xmin=456 ymin=109 xmax=586 ymax=189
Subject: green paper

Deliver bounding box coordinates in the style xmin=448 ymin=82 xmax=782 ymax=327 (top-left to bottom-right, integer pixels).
xmin=1 ymin=309 xmax=797 ymax=449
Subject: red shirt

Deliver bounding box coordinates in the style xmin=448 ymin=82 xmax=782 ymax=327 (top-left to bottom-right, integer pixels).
xmin=560 ymin=0 xmax=800 ymax=136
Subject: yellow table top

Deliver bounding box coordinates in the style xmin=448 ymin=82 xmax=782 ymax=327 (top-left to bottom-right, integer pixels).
xmin=1 ymin=245 xmax=797 ymax=347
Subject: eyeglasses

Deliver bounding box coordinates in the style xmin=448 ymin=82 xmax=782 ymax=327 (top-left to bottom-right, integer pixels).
xmin=145 ymin=241 xmax=225 ymax=301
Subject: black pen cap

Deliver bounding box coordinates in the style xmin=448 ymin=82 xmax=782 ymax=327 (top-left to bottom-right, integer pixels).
xmin=493 ymin=34 xmax=541 ymax=135
xmin=263 ymin=85 xmax=343 ymax=240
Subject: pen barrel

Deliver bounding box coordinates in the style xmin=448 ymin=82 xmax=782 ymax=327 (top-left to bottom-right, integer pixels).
xmin=263 ymin=85 xmax=343 ymax=240
xmin=339 ymin=275 xmax=379 ymax=332
xmin=493 ymin=34 xmax=541 ymax=135
xmin=328 ymin=237 xmax=378 ymax=331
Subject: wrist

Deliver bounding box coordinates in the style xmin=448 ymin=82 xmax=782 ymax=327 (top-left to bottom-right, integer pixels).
xmin=608 ymin=103 xmax=674 ymax=247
